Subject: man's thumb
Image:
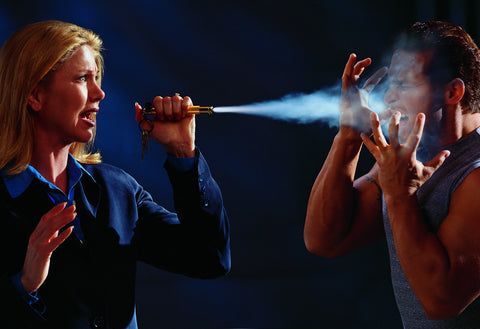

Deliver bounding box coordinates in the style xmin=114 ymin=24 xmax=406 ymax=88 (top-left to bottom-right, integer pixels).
xmin=425 ymin=150 xmax=450 ymax=171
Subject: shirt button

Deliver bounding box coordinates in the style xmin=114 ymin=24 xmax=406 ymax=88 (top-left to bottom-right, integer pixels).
xmin=91 ymin=315 xmax=105 ymax=328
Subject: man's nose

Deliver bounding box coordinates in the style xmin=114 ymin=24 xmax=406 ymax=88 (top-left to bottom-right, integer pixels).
xmin=384 ymin=84 xmax=398 ymax=105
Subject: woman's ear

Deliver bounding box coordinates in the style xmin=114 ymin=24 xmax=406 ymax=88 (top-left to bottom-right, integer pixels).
xmin=27 ymin=85 xmax=44 ymax=112
xmin=444 ymin=78 xmax=465 ymax=105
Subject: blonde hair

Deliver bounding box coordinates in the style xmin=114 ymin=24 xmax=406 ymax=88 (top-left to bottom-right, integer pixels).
xmin=0 ymin=20 xmax=104 ymax=175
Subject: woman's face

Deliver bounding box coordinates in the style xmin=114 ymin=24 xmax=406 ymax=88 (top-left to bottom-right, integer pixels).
xmin=33 ymin=45 xmax=105 ymax=146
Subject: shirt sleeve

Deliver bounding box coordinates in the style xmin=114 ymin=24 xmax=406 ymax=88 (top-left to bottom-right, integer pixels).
xmin=10 ymin=272 xmax=41 ymax=306
xmin=165 ymin=153 xmax=196 ymax=173
xmin=132 ymin=149 xmax=231 ymax=278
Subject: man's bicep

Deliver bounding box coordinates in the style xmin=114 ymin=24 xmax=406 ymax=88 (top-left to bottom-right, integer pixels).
xmin=335 ymin=165 xmax=385 ymax=253
xmin=438 ymin=168 xmax=480 ymax=299
xmin=352 ymin=166 xmax=385 ymax=237
xmin=441 ymin=168 xmax=480 ymax=252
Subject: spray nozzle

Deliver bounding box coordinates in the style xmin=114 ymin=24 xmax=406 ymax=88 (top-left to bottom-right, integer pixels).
xmin=143 ymin=102 xmax=215 ymax=118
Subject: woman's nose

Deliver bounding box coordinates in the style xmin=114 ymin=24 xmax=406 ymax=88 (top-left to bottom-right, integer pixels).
xmin=90 ymin=81 xmax=105 ymax=103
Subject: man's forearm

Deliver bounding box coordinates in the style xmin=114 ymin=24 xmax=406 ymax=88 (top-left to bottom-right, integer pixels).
xmin=305 ymin=129 xmax=363 ymax=254
xmin=385 ymin=194 xmax=459 ymax=317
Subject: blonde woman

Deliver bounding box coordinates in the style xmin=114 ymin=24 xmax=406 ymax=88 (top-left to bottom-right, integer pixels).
xmin=0 ymin=20 xmax=230 ymax=329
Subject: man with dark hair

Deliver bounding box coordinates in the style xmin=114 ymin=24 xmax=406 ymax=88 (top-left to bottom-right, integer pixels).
xmin=304 ymin=21 xmax=480 ymax=328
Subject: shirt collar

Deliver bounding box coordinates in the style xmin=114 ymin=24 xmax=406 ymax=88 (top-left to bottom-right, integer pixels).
xmin=1 ymin=154 xmax=95 ymax=199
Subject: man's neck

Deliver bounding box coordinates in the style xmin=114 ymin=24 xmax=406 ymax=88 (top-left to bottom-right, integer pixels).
xmin=430 ymin=104 xmax=480 ymax=150
xmin=460 ymin=112 xmax=480 ymax=138
xmin=415 ymin=108 xmax=480 ymax=162
xmin=436 ymin=105 xmax=480 ymax=147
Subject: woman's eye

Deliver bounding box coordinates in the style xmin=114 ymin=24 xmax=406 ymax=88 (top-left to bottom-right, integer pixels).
xmin=78 ymin=76 xmax=87 ymax=82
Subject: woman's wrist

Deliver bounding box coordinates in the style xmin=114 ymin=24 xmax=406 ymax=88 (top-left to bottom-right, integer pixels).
xmin=165 ymin=142 xmax=195 ymax=158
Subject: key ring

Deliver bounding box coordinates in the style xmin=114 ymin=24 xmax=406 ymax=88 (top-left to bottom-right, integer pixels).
xmin=138 ymin=119 xmax=154 ymax=134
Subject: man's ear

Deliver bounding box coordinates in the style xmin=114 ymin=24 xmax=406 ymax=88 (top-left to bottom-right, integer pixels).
xmin=444 ymin=78 xmax=465 ymax=105
xmin=27 ymin=85 xmax=44 ymax=112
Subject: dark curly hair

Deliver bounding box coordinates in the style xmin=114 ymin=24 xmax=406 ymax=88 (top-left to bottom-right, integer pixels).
xmin=396 ymin=21 xmax=480 ymax=113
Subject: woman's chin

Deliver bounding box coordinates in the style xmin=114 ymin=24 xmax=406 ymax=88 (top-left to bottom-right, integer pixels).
xmin=73 ymin=131 xmax=94 ymax=144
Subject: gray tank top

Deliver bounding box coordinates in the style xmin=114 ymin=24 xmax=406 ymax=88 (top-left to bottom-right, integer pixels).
xmin=382 ymin=127 xmax=480 ymax=329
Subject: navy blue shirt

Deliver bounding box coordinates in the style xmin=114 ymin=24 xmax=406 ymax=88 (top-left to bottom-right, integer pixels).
xmin=4 ymin=154 xmax=195 ymax=307
xmin=1 ymin=149 xmax=229 ymax=329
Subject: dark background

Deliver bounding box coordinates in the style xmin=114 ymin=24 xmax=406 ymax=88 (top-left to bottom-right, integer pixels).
xmin=1 ymin=1 xmax=479 ymax=328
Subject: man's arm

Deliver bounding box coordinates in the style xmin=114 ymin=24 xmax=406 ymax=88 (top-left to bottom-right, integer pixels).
xmin=305 ymin=129 xmax=385 ymax=257
xmin=361 ymin=111 xmax=469 ymax=319
xmin=385 ymin=168 xmax=480 ymax=319
xmin=304 ymin=53 xmax=387 ymax=257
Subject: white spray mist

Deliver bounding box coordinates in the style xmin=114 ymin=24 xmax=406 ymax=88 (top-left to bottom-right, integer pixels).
xmin=214 ymin=85 xmax=387 ymax=128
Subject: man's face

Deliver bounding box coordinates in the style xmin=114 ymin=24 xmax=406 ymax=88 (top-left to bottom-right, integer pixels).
xmin=384 ymin=50 xmax=441 ymax=142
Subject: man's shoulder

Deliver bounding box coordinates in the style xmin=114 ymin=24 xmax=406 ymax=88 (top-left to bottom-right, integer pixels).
xmin=453 ymin=166 xmax=480 ymax=194
xmin=444 ymin=167 xmax=480 ymax=221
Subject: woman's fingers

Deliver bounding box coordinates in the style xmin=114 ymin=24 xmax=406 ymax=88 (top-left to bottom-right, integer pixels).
xmin=36 ymin=204 xmax=76 ymax=244
xmin=172 ymin=94 xmax=183 ymax=120
xmin=182 ymin=96 xmax=193 ymax=116
xmin=163 ymin=96 xmax=173 ymax=119
xmin=134 ymin=102 xmax=143 ymax=122
xmin=49 ymin=226 xmax=74 ymax=252
xmin=44 ymin=202 xmax=67 ymax=218
xmin=152 ymin=96 xmax=165 ymax=121
xmin=30 ymin=202 xmax=67 ymax=241
xmin=151 ymin=94 xmax=192 ymax=121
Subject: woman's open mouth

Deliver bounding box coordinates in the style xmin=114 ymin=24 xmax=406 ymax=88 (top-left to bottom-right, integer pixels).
xmin=80 ymin=109 xmax=97 ymax=127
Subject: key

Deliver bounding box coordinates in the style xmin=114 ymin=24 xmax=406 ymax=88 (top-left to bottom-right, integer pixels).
xmin=142 ymin=102 xmax=157 ymax=121
xmin=141 ymin=129 xmax=149 ymax=159
xmin=139 ymin=102 xmax=155 ymax=159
